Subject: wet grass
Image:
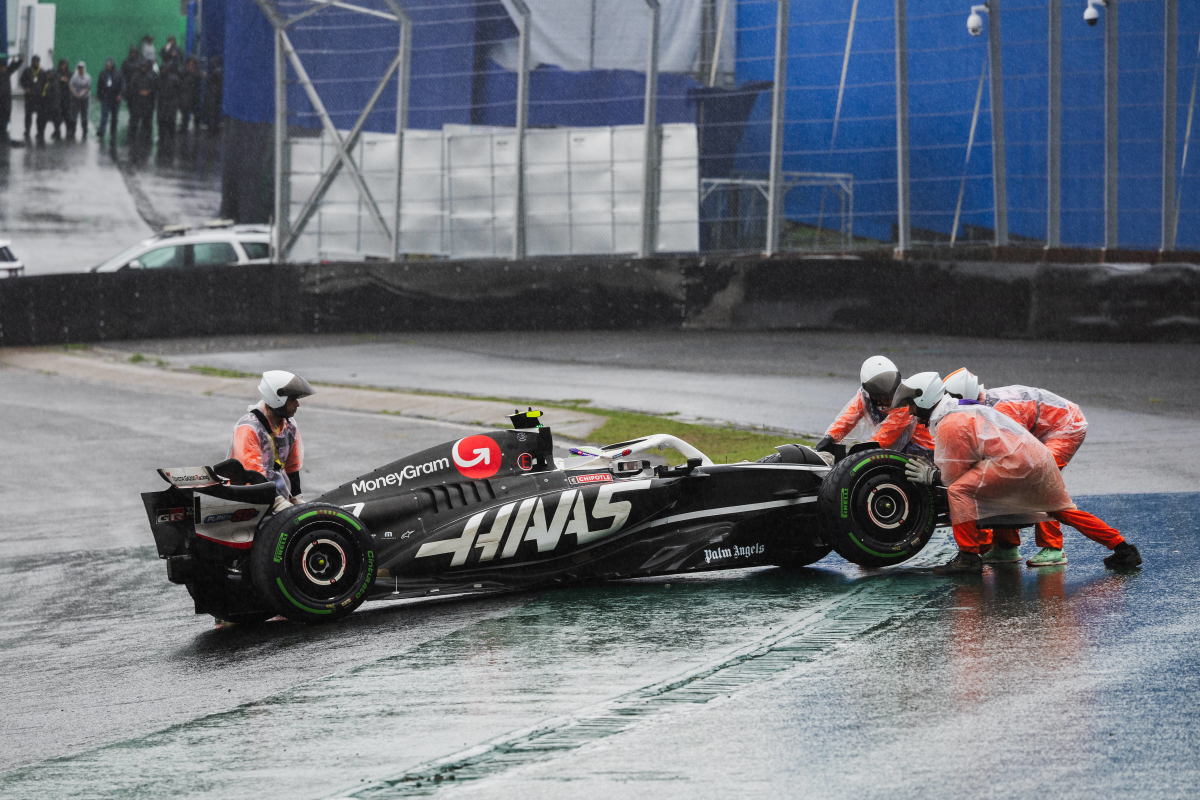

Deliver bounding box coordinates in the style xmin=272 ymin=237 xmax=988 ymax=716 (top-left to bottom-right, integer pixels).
xmin=187 ymin=365 xmax=808 ymax=463
xmin=548 ymin=402 xmax=809 ymax=464
xmin=187 ymin=365 xmax=259 ymax=379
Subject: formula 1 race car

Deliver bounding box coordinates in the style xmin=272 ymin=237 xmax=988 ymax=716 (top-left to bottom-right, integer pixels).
xmin=142 ymin=412 xmax=947 ymax=624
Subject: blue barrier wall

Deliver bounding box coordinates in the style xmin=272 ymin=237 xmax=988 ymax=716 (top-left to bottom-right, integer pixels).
xmin=734 ymin=0 xmax=1200 ymax=249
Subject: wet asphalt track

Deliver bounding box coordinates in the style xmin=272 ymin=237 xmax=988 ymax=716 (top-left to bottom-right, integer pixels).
xmin=2 ymin=357 xmax=1199 ymax=798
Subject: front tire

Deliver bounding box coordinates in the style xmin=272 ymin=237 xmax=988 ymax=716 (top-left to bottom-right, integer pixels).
xmin=817 ymin=449 xmax=936 ymax=567
xmin=251 ymin=503 xmax=375 ymax=624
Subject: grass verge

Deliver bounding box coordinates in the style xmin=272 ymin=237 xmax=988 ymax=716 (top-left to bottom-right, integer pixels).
xmin=550 ymin=403 xmax=809 ymax=464
xmin=188 ymin=365 xmax=259 ymax=379
xmin=190 ymin=365 xmax=809 ymax=463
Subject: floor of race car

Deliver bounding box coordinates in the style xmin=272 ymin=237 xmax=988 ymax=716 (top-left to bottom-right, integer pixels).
xmin=2 ymin=350 xmax=1198 ymax=799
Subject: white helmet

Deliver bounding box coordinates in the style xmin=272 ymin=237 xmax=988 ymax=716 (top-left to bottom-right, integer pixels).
xmin=943 ymin=367 xmax=982 ymax=400
xmin=259 ymin=370 xmax=315 ymax=409
xmin=860 ymin=355 xmax=901 ymax=405
xmin=892 ymin=372 xmax=945 ymax=419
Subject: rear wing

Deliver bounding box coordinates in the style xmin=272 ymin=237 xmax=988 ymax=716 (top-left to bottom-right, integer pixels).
xmin=157 ymin=466 xmax=220 ymax=488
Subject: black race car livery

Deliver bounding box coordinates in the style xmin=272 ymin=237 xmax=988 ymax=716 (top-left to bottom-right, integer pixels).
xmin=143 ymin=413 xmax=949 ymax=624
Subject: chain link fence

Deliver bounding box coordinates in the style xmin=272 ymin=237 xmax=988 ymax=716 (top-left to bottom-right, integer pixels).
xmin=243 ymin=0 xmax=1200 ymax=262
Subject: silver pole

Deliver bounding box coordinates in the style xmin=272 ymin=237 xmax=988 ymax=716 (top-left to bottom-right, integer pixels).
xmin=894 ymin=0 xmax=910 ymax=256
xmin=1105 ymin=0 xmax=1119 ymax=249
xmin=274 ymin=25 xmax=288 ymax=262
xmin=1164 ymin=0 xmax=1178 ymax=251
xmin=986 ymin=0 xmax=1008 ymax=246
xmin=765 ymin=0 xmax=789 ymax=256
xmin=392 ymin=12 xmax=411 ymax=261
xmin=512 ymin=0 xmax=531 ymax=260
xmin=1047 ymin=0 xmax=1061 ymax=248
xmin=639 ymin=0 xmax=661 ymax=258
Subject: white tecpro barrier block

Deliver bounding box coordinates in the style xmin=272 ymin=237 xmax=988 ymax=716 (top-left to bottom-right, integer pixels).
xmin=286 ymin=123 xmax=699 ymax=260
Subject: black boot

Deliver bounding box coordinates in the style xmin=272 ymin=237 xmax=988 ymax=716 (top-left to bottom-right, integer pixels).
xmin=1103 ymin=542 xmax=1142 ymax=569
xmin=932 ymin=551 xmax=983 ymax=575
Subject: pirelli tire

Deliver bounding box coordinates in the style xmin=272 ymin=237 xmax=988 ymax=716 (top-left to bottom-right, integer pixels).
xmin=817 ymin=448 xmax=936 ymax=568
xmin=251 ymin=502 xmax=375 ymax=624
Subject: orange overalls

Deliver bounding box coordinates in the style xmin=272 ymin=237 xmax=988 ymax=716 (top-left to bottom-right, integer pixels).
xmin=984 ymin=386 xmax=1088 ymax=550
xmin=930 ymin=398 xmax=1123 ymax=554
xmin=826 ymin=388 xmax=935 ymax=454
xmin=229 ymin=401 xmax=304 ymax=499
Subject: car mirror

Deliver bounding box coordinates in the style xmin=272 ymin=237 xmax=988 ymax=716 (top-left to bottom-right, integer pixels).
xmin=128 ymin=259 xmax=142 ymax=270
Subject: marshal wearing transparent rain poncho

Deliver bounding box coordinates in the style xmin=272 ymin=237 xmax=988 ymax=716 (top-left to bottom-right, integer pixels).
xmin=822 ymin=356 xmax=934 ymax=455
xmin=944 ymin=369 xmax=1092 ymax=554
xmin=929 ymin=396 xmax=1075 ymax=524
xmin=984 ymin=385 xmax=1088 ymax=469
xmin=900 ymin=373 xmax=1138 ymax=573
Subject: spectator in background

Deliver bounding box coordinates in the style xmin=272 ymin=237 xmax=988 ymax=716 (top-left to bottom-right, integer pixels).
xmin=51 ymin=58 xmax=71 ymax=140
xmin=121 ymin=46 xmax=140 ymax=87
xmin=96 ymin=58 xmax=124 ymax=144
xmin=69 ymin=61 xmax=91 ymax=140
xmin=160 ymin=36 xmax=183 ymax=74
xmin=203 ymin=55 xmax=223 ymax=135
xmin=127 ymin=59 xmax=157 ymax=144
xmin=0 ymin=54 xmax=23 ymax=142
xmin=19 ymin=55 xmax=51 ymax=142
xmin=179 ymin=56 xmax=202 ymax=136
xmin=156 ymin=60 xmax=180 ymax=143
xmin=140 ymin=35 xmax=157 ymax=68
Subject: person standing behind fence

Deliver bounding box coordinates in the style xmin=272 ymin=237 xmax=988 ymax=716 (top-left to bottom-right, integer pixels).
xmin=156 ymin=61 xmax=180 ymax=143
xmin=178 ymin=57 xmax=201 ymax=136
xmin=160 ymin=36 xmax=183 ymax=74
xmin=19 ymin=55 xmax=51 ymax=142
xmin=127 ymin=60 xmax=156 ymax=145
xmin=96 ymin=58 xmax=124 ymax=144
xmin=68 ymin=62 xmax=91 ymax=140
xmin=121 ymin=46 xmax=139 ymax=88
xmin=140 ymin=35 xmax=157 ymax=69
xmin=0 ymin=55 xmax=22 ymax=143
xmin=49 ymin=58 xmax=71 ymax=140
xmin=203 ymin=55 xmax=223 ymax=135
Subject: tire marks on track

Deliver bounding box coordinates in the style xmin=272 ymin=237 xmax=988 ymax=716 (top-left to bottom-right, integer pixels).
xmin=331 ymin=532 xmax=957 ymax=799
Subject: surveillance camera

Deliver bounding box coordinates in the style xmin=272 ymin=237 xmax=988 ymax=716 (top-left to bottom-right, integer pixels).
xmin=967 ymin=12 xmax=984 ymax=36
xmin=1084 ymin=5 xmax=1100 ymax=25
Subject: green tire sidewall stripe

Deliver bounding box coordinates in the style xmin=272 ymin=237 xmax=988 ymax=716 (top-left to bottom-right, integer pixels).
xmin=848 ymin=530 xmax=907 ymax=560
xmin=276 ymin=577 xmax=332 ymax=615
xmin=274 ymin=507 xmax=370 ymax=615
xmin=295 ymin=509 xmax=362 ymax=530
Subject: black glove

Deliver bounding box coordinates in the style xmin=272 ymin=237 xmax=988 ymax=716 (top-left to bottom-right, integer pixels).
xmin=903 ymin=457 xmax=941 ymax=486
xmin=814 ymin=434 xmax=835 ymax=453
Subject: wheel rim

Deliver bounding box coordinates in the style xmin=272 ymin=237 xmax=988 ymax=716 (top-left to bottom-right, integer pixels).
xmin=285 ymin=526 xmax=361 ymax=603
xmin=848 ymin=466 xmax=930 ymax=552
xmin=866 ymin=483 xmax=909 ymax=530
xmin=301 ymin=538 xmax=348 ymax=586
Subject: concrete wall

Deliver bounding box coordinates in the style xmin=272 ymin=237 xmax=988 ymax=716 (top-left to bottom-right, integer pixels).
xmin=1 ymin=256 xmax=1197 ymax=347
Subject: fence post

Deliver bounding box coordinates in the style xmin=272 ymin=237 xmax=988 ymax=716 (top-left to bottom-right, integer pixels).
xmin=273 ymin=24 xmax=289 ymax=262
xmin=392 ymin=10 xmax=411 ymax=261
xmin=639 ymin=1 xmax=661 ymax=259
xmin=986 ymin=0 xmax=1007 ymax=247
xmin=1105 ymin=0 xmax=1119 ymax=249
xmin=1047 ymin=0 xmax=1061 ymax=248
xmin=894 ymin=0 xmax=910 ymax=257
xmin=512 ymin=0 xmax=531 ymax=260
xmin=1164 ymin=0 xmax=1178 ymax=251
xmin=764 ymin=0 xmax=789 ymax=256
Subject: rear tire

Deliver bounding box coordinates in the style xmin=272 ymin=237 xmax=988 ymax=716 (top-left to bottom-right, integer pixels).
xmin=817 ymin=448 xmax=936 ymax=567
xmin=251 ymin=503 xmax=375 ymax=624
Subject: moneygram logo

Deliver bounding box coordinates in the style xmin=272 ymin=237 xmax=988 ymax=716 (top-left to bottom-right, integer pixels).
xmin=352 ymin=458 xmax=450 ymax=496
xmin=452 ymin=435 xmax=501 ymax=480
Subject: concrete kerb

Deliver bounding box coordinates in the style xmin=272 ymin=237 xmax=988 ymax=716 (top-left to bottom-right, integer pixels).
xmin=0 ymin=348 xmax=608 ymax=441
